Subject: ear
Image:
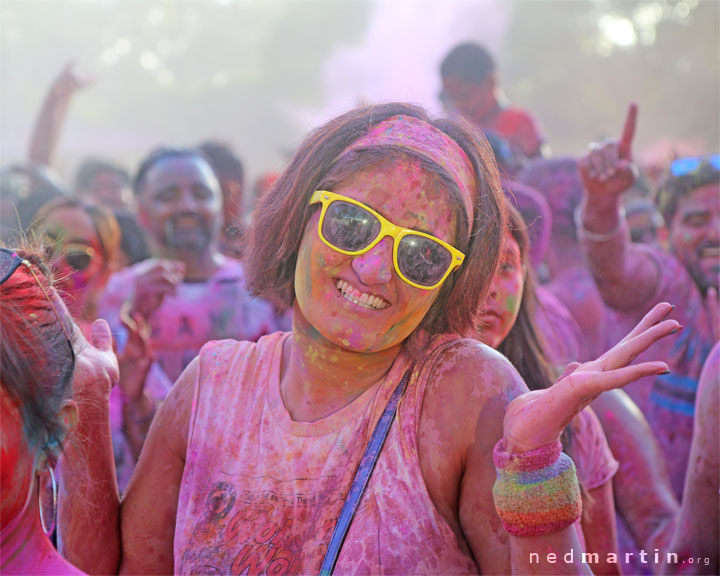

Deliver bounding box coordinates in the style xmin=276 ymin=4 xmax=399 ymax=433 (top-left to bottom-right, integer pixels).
xmin=36 ymin=401 xmax=78 ymax=471
xmin=658 ymin=224 xmax=670 ymax=251
xmin=57 ymin=400 xmax=79 ymax=437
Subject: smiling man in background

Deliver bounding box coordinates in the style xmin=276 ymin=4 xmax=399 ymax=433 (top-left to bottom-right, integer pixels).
xmin=98 ymin=147 xmax=280 ymax=489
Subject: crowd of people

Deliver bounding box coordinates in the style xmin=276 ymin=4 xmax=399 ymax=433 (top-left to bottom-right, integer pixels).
xmin=0 ymin=41 xmax=718 ymax=576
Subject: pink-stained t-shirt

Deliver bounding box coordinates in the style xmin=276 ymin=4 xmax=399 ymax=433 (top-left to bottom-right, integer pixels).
xmin=604 ymin=246 xmax=715 ymax=498
xmin=99 ymin=256 xmax=280 ymax=383
xmin=571 ymin=407 xmax=619 ymax=491
xmin=174 ymin=333 xmax=479 ymax=575
xmin=489 ymin=107 xmax=544 ymax=159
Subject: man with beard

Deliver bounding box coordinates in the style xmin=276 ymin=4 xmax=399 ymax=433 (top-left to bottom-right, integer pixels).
xmin=98 ymin=147 xmax=279 ymax=488
xmin=579 ymin=104 xmax=719 ymax=499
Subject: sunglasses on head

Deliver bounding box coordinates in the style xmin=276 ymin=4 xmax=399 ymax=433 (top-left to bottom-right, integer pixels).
xmin=670 ymin=154 xmax=720 ymax=177
xmin=0 ymin=248 xmax=76 ymax=367
xmin=309 ymin=190 xmax=465 ymax=290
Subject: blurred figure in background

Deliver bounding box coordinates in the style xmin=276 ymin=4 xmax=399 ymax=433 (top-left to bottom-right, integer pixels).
xmin=440 ymin=41 xmax=546 ymax=160
xmin=0 ymin=165 xmax=72 ymax=244
xmin=579 ymin=104 xmax=718 ymax=499
xmin=75 ymin=158 xmax=135 ymax=213
xmin=518 ymin=157 xmax=609 ymax=361
xmin=25 ymin=63 xmax=143 ymax=264
xmin=98 ymin=146 xmax=280 ymax=489
xmin=198 ymin=141 xmax=246 ymax=259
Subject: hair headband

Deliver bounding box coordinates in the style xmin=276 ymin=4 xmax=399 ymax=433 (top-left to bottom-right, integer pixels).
xmin=342 ymin=115 xmax=477 ymax=233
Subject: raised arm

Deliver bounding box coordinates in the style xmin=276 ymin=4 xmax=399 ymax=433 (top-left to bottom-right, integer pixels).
xmin=579 ymin=104 xmax=661 ymax=313
xmin=498 ymin=302 xmax=678 ymax=574
xmin=28 ymin=62 xmax=91 ymax=166
xmin=118 ymin=352 xmax=196 ymax=573
xmin=591 ymin=390 xmax=679 ymax=554
xmin=58 ymin=318 xmax=194 ymax=575
xmin=58 ymin=319 xmax=121 ymax=574
xmin=663 ymin=342 xmax=720 ymax=574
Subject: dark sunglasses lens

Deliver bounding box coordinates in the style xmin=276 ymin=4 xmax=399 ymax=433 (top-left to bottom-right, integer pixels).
xmin=322 ymin=201 xmax=381 ymax=252
xmin=64 ymin=252 xmax=92 ymax=271
xmin=0 ymin=250 xmax=18 ymax=283
xmin=397 ymin=234 xmax=453 ymax=287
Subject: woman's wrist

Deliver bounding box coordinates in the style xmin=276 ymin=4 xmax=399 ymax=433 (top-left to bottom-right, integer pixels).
xmin=492 ymin=439 xmax=582 ymax=537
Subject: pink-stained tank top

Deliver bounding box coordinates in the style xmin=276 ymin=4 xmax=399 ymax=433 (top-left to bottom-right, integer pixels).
xmin=174 ymin=332 xmax=479 ymax=575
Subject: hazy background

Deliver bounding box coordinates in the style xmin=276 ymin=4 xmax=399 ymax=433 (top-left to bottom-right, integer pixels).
xmin=1 ymin=0 xmax=718 ymax=189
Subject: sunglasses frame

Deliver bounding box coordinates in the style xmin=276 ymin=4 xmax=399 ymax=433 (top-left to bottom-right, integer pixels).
xmin=309 ymin=190 xmax=465 ymax=290
xmin=670 ymin=154 xmax=720 ymax=177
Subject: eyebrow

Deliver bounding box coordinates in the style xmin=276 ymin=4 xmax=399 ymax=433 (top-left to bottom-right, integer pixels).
xmin=154 ymin=182 xmax=212 ymax=196
xmin=681 ymin=209 xmax=711 ymax=218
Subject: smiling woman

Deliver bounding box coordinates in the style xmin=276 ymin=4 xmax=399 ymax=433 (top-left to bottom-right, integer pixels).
xmin=58 ymin=102 xmax=679 ymax=576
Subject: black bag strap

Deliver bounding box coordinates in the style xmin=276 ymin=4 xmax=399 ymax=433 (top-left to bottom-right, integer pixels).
xmin=319 ymin=367 xmax=413 ymax=576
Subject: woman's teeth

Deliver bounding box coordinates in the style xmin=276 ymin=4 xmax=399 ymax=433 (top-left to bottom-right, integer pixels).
xmin=335 ymin=279 xmax=389 ymax=310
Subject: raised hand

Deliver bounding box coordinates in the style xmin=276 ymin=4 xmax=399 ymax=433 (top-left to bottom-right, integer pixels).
xmin=72 ymin=318 xmax=119 ymax=400
xmin=579 ymin=103 xmax=638 ymax=210
xmin=129 ymin=258 xmax=186 ymax=320
xmin=117 ymin=306 xmax=153 ymax=403
xmin=502 ymin=302 xmax=679 ymax=453
xmin=49 ymin=61 xmax=94 ymax=101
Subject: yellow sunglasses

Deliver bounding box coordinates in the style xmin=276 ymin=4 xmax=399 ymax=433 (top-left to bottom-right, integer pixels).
xmin=309 ymin=190 xmax=465 ymax=290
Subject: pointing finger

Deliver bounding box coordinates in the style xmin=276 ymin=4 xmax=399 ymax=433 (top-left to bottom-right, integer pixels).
xmin=618 ymin=103 xmax=637 ymax=161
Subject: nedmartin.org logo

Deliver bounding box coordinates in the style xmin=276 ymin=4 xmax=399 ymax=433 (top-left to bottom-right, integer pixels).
xmin=529 ymin=548 xmax=711 ymax=568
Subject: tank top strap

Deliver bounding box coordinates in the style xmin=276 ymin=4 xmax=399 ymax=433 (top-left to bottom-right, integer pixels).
xmin=402 ymin=334 xmax=468 ymax=426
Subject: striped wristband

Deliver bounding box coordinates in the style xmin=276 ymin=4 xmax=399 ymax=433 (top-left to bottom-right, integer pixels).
xmin=492 ymin=440 xmax=582 ymax=537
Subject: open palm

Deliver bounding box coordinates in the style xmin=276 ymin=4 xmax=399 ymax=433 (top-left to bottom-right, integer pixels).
xmin=503 ymin=302 xmax=678 ymax=453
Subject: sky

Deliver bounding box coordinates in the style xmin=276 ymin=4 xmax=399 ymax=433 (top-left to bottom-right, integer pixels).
xmin=1 ymin=0 xmax=717 ymax=188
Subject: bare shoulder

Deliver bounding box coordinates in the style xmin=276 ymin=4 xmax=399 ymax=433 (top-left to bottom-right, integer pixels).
xmin=421 ymin=337 xmax=528 ymax=434
xmin=417 ymin=337 xmax=528 ymax=496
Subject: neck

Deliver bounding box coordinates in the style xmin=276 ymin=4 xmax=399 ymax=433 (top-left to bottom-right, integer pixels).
xmin=0 ymin=478 xmax=69 ymax=575
xmin=479 ymin=99 xmax=502 ymax=125
xmin=281 ymin=302 xmax=403 ymax=422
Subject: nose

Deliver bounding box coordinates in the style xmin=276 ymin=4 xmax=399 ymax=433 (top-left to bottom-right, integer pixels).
xmin=351 ymin=237 xmax=393 ymax=286
xmin=486 ymin=276 xmax=499 ymax=304
xmin=177 ymin=188 xmax=199 ymax=212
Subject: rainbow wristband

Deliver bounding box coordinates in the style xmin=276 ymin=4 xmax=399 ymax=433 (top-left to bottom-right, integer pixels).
xmin=492 ymin=440 xmax=582 ymax=537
